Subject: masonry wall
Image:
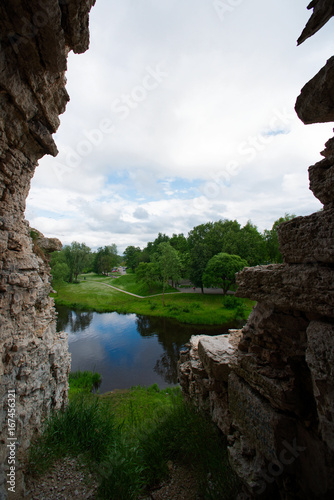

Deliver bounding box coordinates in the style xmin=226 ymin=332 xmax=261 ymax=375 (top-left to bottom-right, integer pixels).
xmin=0 ymin=1 xmax=95 ymax=497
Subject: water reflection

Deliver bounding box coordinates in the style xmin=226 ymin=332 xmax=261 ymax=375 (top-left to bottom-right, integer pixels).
xmin=57 ymin=306 xmax=93 ymax=333
xmin=56 ymin=305 xmax=242 ymax=392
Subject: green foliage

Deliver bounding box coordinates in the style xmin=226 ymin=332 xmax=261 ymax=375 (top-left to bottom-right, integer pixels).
xmin=51 ymin=261 xmax=70 ymax=292
xmin=263 ymin=213 xmax=295 ymax=263
xmin=94 ymin=244 xmax=118 ymax=275
xmin=154 ymin=242 xmax=181 ymax=305
xmin=53 ymin=274 xmax=255 ymax=325
xmin=137 ymin=392 xmax=240 ymax=498
xmin=28 ymin=385 xmax=240 ymax=499
xmin=63 ymin=242 xmax=91 ymax=282
xmin=222 ymin=295 xmax=239 ymax=309
xmin=203 ymin=253 xmax=248 ymax=294
xmin=68 ymin=370 xmax=102 ymax=397
xmin=123 ymin=245 xmax=142 ymax=271
xmin=135 ymin=262 xmax=160 ymax=292
xmin=28 ymin=395 xmax=116 ymax=475
xmin=189 ymin=242 xmax=211 ymax=291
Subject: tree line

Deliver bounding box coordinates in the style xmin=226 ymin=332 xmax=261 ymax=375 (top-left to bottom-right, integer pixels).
xmin=123 ymin=215 xmax=294 ymax=293
xmin=50 ymin=215 xmax=294 ymax=293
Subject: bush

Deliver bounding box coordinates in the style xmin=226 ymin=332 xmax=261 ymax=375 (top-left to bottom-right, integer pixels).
xmin=222 ymin=295 xmax=239 ymax=309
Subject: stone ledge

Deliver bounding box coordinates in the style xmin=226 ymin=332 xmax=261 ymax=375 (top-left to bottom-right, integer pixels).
xmin=295 ymin=56 xmax=334 ymax=124
xmin=236 ymin=263 xmax=334 ymax=318
xmin=309 ymin=157 xmax=334 ymax=209
xmin=197 ymin=332 xmax=241 ymax=382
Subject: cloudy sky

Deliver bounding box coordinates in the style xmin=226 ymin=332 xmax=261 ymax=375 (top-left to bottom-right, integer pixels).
xmin=25 ymin=0 xmax=333 ymax=254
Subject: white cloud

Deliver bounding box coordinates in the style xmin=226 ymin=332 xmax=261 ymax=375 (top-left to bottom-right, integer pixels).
xmin=25 ymin=0 xmax=333 ymax=254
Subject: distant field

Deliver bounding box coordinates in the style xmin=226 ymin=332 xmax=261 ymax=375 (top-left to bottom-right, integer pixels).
xmin=52 ymin=273 xmax=255 ymax=325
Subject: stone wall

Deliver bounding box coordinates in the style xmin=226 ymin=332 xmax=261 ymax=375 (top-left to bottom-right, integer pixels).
xmin=0 ymin=1 xmax=95 ymax=498
xmin=179 ymin=3 xmax=334 ymax=498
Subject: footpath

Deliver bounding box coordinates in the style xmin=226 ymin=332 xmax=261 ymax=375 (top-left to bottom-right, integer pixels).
xmin=97 ymin=282 xmax=229 ymax=299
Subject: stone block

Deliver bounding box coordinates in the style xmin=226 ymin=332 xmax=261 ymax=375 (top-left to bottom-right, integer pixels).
xmin=277 ymin=209 xmax=334 ymax=263
xmin=295 ymin=56 xmax=334 ymax=124
xmin=309 ymin=157 xmax=334 ymax=209
xmin=306 ymin=321 xmax=334 ymax=451
xmin=197 ymin=333 xmax=239 ymax=382
xmin=229 ymin=372 xmax=296 ymax=462
xmin=236 ymin=263 xmax=334 ymax=318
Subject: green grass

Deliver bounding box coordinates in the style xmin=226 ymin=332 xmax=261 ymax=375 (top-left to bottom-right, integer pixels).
xmin=68 ymin=370 xmax=102 ymax=397
xmin=53 ymin=273 xmax=255 ymax=325
xmin=27 ymin=384 xmax=240 ymax=499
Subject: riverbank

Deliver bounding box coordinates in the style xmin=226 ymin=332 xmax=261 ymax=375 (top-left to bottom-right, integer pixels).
xmin=52 ymin=273 xmax=255 ymax=325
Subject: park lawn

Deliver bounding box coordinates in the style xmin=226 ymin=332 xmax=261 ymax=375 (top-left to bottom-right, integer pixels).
xmin=52 ymin=274 xmax=255 ymax=325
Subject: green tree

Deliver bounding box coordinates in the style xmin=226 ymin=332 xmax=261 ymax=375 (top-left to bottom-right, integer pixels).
xmin=154 ymin=242 xmax=181 ymax=306
xmin=50 ymin=250 xmax=70 ymax=292
xmin=235 ymin=221 xmax=267 ymax=266
xmin=51 ymin=262 xmax=70 ymax=293
xmin=263 ymin=214 xmax=295 ymax=263
xmin=202 ymin=252 xmax=248 ymax=295
xmin=135 ymin=262 xmax=160 ymax=293
xmin=189 ymin=243 xmax=211 ymax=293
xmin=94 ymin=245 xmax=118 ymax=275
xmin=123 ymin=245 xmax=142 ymax=271
xmin=145 ymin=233 xmax=170 ymax=257
xmin=64 ymin=242 xmax=91 ymax=282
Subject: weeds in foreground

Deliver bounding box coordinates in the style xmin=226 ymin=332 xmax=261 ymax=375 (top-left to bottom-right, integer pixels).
xmin=27 ymin=395 xmax=116 ymax=475
xmin=69 ymin=370 xmax=102 ymax=397
xmin=27 ymin=384 xmax=240 ymax=499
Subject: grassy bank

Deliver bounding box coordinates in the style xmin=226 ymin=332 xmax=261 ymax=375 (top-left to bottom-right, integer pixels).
xmin=28 ymin=379 xmax=240 ymax=499
xmin=53 ymin=273 xmax=255 ymax=325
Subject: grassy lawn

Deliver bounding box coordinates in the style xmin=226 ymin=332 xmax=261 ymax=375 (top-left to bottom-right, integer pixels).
xmin=52 ymin=273 xmax=255 ymax=325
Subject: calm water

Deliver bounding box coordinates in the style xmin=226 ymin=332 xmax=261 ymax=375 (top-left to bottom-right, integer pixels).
xmin=56 ymin=305 xmax=242 ymax=392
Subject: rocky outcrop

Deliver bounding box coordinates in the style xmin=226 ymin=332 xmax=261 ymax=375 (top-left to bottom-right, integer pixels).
xmin=0 ymin=1 xmax=95 ymax=498
xmin=179 ymin=4 xmax=334 ymax=498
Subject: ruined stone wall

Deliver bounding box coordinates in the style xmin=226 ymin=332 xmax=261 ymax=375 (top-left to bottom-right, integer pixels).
xmin=0 ymin=1 xmax=95 ymax=498
xmin=179 ymin=3 xmax=334 ymax=498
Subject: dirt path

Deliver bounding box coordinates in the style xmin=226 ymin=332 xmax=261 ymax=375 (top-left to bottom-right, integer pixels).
xmin=95 ymin=282 xmax=228 ymax=299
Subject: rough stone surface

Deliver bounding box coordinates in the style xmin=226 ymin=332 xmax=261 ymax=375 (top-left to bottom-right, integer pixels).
xmin=178 ymin=331 xmax=242 ymax=436
xmin=0 ymin=1 xmax=95 ymax=498
xmin=306 ymin=320 xmax=334 ymax=452
xmin=179 ymin=3 xmax=334 ymax=498
xmin=197 ymin=334 xmax=239 ymax=382
xmin=236 ymin=263 xmax=334 ymax=318
xmin=297 ymin=0 xmax=334 ymax=45
xmin=277 ymin=209 xmax=334 ymax=263
xmin=295 ymin=56 xmax=334 ymax=124
xmin=308 ymin=157 xmax=334 ymax=210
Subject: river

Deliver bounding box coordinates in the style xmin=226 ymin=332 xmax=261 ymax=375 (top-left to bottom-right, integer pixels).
xmin=56 ymin=305 xmax=243 ymax=392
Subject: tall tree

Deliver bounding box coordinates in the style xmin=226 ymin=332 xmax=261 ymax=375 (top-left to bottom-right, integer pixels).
xmin=263 ymin=214 xmax=295 ymax=263
xmin=189 ymin=243 xmax=211 ymax=293
xmin=236 ymin=221 xmax=267 ymax=266
xmin=202 ymin=252 xmax=248 ymax=295
xmin=135 ymin=262 xmax=160 ymax=293
xmin=94 ymin=244 xmax=118 ymax=275
xmin=123 ymin=245 xmax=142 ymax=271
xmin=154 ymin=242 xmax=181 ymax=306
xmin=64 ymin=242 xmax=91 ymax=282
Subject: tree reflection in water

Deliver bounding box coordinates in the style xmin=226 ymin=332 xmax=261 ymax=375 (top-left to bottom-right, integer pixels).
xmin=56 ymin=306 xmax=241 ymax=389
xmin=56 ymin=305 xmax=93 ymax=333
xmin=136 ymin=315 xmax=228 ymax=385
